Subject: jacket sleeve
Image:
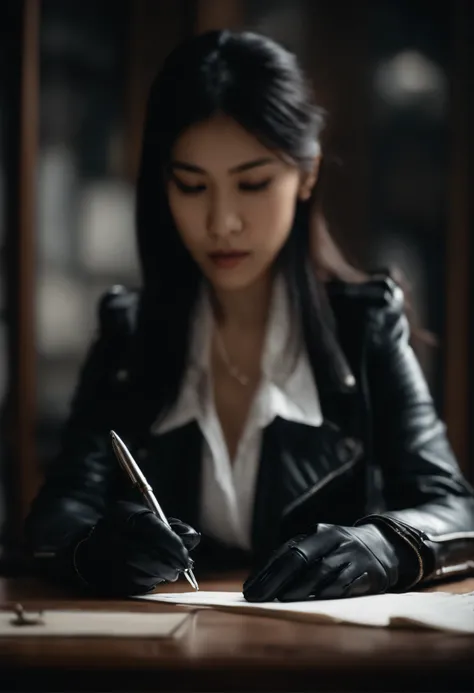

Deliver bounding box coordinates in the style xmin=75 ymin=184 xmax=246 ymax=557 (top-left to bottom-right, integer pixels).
xmin=24 ymin=286 xmax=137 ymax=586
xmin=355 ymin=281 xmax=474 ymax=586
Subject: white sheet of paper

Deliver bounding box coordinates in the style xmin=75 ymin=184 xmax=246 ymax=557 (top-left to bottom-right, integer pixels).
xmin=0 ymin=609 xmax=190 ymax=638
xmin=136 ymin=590 xmax=474 ymax=634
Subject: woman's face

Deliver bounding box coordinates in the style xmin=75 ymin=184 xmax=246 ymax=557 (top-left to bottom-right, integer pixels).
xmin=167 ymin=114 xmax=316 ymax=292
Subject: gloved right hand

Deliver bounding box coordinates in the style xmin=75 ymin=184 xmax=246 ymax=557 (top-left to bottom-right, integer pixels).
xmin=73 ymin=500 xmax=200 ymax=596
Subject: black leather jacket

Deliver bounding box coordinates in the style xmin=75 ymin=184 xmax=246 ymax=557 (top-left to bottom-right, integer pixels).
xmin=25 ymin=276 xmax=474 ymax=587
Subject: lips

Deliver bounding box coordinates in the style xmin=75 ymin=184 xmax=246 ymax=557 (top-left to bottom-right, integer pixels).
xmin=208 ymin=251 xmax=250 ymax=269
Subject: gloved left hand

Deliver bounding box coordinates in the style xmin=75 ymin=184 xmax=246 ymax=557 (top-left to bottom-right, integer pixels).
xmin=243 ymin=523 xmax=417 ymax=602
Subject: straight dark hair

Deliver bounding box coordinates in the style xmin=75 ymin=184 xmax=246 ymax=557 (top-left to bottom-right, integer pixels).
xmin=133 ymin=30 xmax=363 ymax=425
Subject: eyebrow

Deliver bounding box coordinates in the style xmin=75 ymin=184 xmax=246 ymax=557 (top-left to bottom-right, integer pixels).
xmin=170 ymin=157 xmax=276 ymax=175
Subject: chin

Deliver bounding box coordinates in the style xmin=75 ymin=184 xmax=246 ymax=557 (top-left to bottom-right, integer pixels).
xmin=205 ymin=267 xmax=267 ymax=293
xmin=208 ymin=274 xmax=255 ymax=292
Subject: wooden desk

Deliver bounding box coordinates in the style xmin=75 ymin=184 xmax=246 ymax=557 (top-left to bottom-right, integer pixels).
xmin=0 ymin=574 xmax=473 ymax=692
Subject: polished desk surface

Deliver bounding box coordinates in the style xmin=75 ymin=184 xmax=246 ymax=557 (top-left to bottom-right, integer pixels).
xmin=0 ymin=573 xmax=473 ymax=692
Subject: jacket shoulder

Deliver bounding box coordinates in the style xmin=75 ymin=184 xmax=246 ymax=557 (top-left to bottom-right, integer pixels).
xmin=97 ymin=284 xmax=140 ymax=337
xmin=327 ymin=273 xmax=410 ymax=352
xmin=326 ymin=273 xmax=404 ymax=314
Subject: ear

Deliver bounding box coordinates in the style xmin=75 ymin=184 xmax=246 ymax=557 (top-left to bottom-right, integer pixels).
xmin=298 ymin=155 xmax=321 ymax=201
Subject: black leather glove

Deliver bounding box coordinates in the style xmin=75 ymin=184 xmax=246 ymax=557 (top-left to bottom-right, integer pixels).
xmin=74 ymin=501 xmax=200 ymax=596
xmin=243 ymin=523 xmax=418 ymax=602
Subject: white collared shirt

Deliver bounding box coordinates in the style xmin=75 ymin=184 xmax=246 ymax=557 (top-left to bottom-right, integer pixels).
xmin=151 ymin=276 xmax=323 ymax=550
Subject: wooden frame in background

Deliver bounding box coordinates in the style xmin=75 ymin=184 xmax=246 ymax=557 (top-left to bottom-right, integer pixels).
xmin=3 ymin=0 xmax=40 ymax=541
xmin=444 ymin=0 xmax=472 ymax=477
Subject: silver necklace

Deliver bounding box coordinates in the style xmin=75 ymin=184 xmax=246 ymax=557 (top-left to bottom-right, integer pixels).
xmin=215 ymin=330 xmax=250 ymax=386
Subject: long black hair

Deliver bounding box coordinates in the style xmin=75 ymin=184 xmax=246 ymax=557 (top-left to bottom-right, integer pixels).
xmin=133 ymin=30 xmax=357 ymax=425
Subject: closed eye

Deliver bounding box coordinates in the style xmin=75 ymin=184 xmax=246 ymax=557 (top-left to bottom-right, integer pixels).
xmin=172 ymin=176 xmax=206 ymax=194
xmin=239 ymin=179 xmax=272 ymax=192
xmin=171 ymin=176 xmax=273 ymax=194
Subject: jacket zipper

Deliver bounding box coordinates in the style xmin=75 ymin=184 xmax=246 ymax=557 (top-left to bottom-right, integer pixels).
xmin=283 ymin=445 xmax=363 ymax=518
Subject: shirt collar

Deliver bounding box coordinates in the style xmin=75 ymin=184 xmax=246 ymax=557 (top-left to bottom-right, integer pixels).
xmin=152 ymin=275 xmax=323 ymax=435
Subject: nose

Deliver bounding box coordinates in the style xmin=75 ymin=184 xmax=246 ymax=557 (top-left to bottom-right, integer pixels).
xmin=206 ymin=191 xmax=243 ymax=239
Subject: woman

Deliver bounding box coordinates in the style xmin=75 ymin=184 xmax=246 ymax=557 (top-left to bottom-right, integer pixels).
xmin=25 ymin=30 xmax=474 ymax=602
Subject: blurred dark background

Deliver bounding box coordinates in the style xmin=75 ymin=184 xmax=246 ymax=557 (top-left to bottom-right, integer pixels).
xmin=0 ymin=0 xmax=472 ymax=557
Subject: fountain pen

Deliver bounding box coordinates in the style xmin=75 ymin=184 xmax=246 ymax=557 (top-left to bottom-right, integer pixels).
xmin=110 ymin=430 xmax=199 ymax=591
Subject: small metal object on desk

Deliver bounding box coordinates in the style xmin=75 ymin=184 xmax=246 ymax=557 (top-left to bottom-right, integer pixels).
xmin=10 ymin=603 xmax=45 ymax=627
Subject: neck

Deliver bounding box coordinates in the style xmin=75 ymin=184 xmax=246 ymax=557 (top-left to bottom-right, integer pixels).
xmin=211 ymin=273 xmax=273 ymax=331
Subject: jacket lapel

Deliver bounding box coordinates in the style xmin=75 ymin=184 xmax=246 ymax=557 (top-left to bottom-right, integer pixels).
xmin=250 ymin=286 xmax=369 ymax=563
xmin=250 ymin=386 xmax=364 ymax=562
